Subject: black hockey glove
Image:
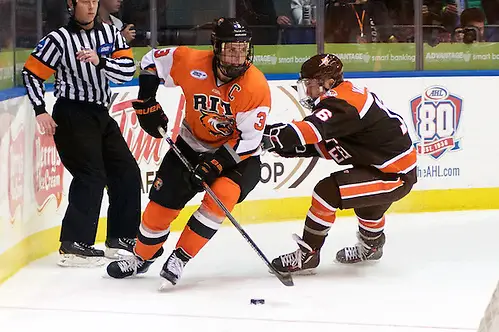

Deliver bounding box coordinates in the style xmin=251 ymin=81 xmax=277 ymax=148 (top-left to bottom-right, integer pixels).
xmin=275 ymin=144 xmax=319 ymax=158
xmin=262 ymin=123 xmax=301 ymax=152
xmin=131 ymin=98 xmax=168 ymax=138
xmin=191 ymin=145 xmax=238 ymax=190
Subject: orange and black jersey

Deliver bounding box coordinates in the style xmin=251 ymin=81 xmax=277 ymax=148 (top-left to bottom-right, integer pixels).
xmin=290 ymin=81 xmax=417 ymax=174
xmin=140 ymin=46 xmax=271 ymax=161
xmin=22 ymin=20 xmax=135 ymax=115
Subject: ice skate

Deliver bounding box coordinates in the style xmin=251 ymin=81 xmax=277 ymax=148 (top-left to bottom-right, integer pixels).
xmin=271 ymin=234 xmax=320 ymax=275
xmin=107 ymin=247 xmax=164 ymax=278
xmin=336 ymin=231 xmax=385 ymax=264
xmin=159 ymin=249 xmax=189 ymax=290
xmin=104 ymin=237 xmax=136 ymax=259
xmin=58 ymin=241 xmax=105 ymax=267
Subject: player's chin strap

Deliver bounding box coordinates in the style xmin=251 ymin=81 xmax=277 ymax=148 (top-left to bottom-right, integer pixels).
xmin=157 ymin=127 xmax=294 ymax=287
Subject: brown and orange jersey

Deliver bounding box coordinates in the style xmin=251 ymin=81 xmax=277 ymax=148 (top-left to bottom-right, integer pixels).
xmin=290 ymin=81 xmax=417 ymax=175
xmin=140 ymin=46 xmax=271 ymax=160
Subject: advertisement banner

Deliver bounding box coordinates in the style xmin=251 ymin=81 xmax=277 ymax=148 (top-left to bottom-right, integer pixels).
xmin=134 ymin=43 xmax=499 ymax=74
xmin=354 ymin=76 xmax=498 ymax=190
xmin=33 ymin=127 xmax=64 ymax=212
xmin=0 ymin=49 xmax=35 ymax=89
xmin=0 ymin=50 xmax=14 ymax=90
xmin=325 ymin=43 xmax=417 ymax=72
xmin=2 ymin=76 xmax=499 ymax=257
xmin=3 ymin=43 xmax=499 ymax=87
xmin=424 ymin=43 xmax=499 ymax=70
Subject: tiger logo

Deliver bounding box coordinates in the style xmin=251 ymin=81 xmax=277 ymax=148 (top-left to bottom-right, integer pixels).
xmin=199 ymin=108 xmax=235 ymax=137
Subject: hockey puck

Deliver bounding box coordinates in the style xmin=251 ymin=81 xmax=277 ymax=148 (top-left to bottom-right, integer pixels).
xmin=250 ymin=298 xmax=265 ymax=305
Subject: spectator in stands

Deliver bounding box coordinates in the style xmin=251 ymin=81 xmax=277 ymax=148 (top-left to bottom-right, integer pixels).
xmin=465 ymin=0 xmax=484 ymax=10
xmin=99 ymin=0 xmax=136 ymax=44
xmin=383 ymin=0 xmax=416 ymax=43
xmin=422 ymin=0 xmax=458 ymax=29
xmin=324 ymin=0 xmax=397 ymax=43
xmin=422 ymin=0 xmax=459 ymax=45
xmin=43 ymin=0 xmax=69 ymax=33
xmin=236 ymin=0 xmax=292 ymax=44
xmin=454 ymin=7 xmax=486 ymax=42
xmin=282 ymin=0 xmax=317 ymax=44
xmin=482 ymin=0 xmax=499 ymax=42
xmin=291 ymin=0 xmax=316 ymax=25
xmin=120 ymin=0 xmax=167 ymax=46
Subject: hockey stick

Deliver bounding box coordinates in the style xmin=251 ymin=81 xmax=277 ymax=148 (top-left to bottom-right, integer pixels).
xmin=158 ymin=128 xmax=294 ymax=287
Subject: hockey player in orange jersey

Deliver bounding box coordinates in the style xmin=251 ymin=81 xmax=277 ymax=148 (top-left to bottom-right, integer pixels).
xmin=263 ymin=54 xmax=417 ymax=273
xmin=107 ymin=18 xmax=271 ymax=287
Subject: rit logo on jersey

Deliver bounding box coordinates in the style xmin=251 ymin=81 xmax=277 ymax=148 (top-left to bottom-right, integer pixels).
xmin=193 ymin=94 xmax=234 ymax=137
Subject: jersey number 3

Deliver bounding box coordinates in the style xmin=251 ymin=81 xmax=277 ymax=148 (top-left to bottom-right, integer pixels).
xmin=254 ymin=112 xmax=266 ymax=130
xmin=154 ymin=49 xmax=170 ymax=58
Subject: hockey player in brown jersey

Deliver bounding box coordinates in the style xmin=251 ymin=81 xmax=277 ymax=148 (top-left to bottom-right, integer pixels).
xmin=106 ymin=18 xmax=271 ymax=287
xmin=263 ymin=54 xmax=417 ymax=273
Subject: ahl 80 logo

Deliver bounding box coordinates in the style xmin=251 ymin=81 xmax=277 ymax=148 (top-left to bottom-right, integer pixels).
xmin=409 ymin=86 xmax=463 ymax=159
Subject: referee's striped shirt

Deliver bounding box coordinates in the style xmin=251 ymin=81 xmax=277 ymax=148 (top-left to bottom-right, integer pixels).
xmin=22 ymin=19 xmax=136 ymax=115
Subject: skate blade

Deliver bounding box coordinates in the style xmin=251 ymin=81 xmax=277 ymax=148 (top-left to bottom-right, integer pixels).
xmin=158 ymin=279 xmax=175 ymax=292
xmin=333 ymin=258 xmax=381 ymax=265
xmin=58 ymin=254 xmax=105 ymax=267
xmin=268 ymin=268 xmax=316 ymax=276
xmin=104 ymin=247 xmax=134 ymax=260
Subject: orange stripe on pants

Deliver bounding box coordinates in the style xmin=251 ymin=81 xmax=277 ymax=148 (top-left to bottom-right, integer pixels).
xmin=379 ymin=148 xmax=417 ymax=173
xmin=339 ymin=178 xmax=404 ymax=200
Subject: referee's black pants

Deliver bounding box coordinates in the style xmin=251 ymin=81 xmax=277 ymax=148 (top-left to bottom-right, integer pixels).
xmin=52 ymin=98 xmax=141 ymax=244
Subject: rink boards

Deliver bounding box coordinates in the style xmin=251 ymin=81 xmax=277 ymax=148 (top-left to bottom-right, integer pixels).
xmin=1 ymin=75 xmax=499 ymax=283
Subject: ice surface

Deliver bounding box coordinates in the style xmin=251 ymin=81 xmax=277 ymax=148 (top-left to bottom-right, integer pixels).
xmin=1 ymin=210 xmax=498 ymax=332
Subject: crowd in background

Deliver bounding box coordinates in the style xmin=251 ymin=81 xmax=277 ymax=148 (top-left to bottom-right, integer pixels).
xmin=1 ymin=0 xmax=499 ymax=51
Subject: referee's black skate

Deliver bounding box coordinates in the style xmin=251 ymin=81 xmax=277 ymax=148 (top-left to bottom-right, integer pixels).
xmin=58 ymin=241 xmax=105 ymax=267
xmin=271 ymin=234 xmax=320 ymax=274
xmin=336 ymin=231 xmax=385 ymax=264
xmin=104 ymin=237 xmax=136 ymax=259
xmin=107 ymin=247 xmax=164 ymax=279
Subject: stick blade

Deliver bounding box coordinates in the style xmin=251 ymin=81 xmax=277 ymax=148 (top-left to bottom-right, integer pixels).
xmin=280 ymin=274 xmax=294 ymax=287
xmin=275 ymin=271 xmax=294 ymax=287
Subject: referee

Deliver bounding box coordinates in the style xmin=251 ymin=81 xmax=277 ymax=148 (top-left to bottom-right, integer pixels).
xmin=22 ymin=0 xmax=141 ymax=267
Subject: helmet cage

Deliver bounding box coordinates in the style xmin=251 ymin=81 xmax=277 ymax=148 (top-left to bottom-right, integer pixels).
xmin=297 ymin=78 xmax=326 ymax=110
xmin=212 ymin=37 xmax=254 ymax=79
xmin=211 ymin=17 xmax=254 ymax=79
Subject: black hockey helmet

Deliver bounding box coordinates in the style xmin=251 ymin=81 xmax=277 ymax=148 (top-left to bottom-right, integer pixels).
xmin=211 ymin=17 xmax=254 ymax=79
xmin=297 ymin=54 xmax=344 ymax=109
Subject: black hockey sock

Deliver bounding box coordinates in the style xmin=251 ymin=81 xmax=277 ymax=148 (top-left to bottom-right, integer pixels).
xmin=359 ymin=227 xmax=383 ymax=240
xmin=358 ymin=227 xmax=385 ymax=248
xmin=174 ymin=247 xmax=191 ymax=263
xmin=302 ymin=217 xmax=330 ymax=251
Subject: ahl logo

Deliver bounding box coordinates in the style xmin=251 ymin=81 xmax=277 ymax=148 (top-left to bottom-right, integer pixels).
xmin=410 ymin=86 xmax=463 ymax=159
xmin=190 ymin=70 xmax=207 ymax=80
